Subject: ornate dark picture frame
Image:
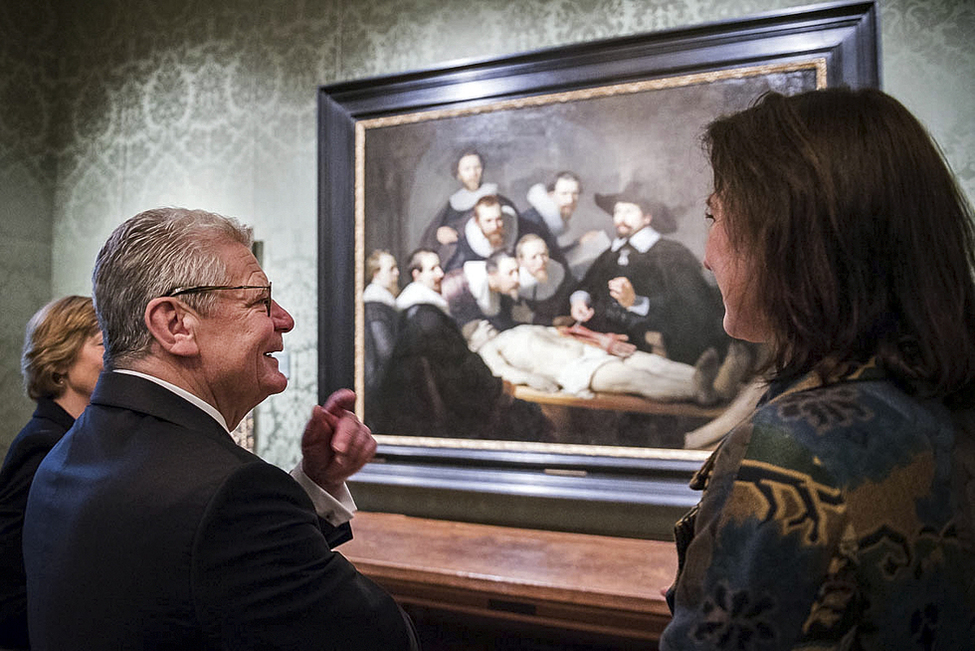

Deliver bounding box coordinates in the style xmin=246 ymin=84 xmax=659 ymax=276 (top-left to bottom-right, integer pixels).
xmin=318 ymin=1 xmax=879 ymax=537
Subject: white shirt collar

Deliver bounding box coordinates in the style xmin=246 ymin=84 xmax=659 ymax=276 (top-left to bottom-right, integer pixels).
xmin=362 ymin=282 xmax=398 ymax=308
xmin=463 ymin=260 xmax=501 ymax=316
xmin=611 ymin=224 xmax=660 ymax=253
xmin=526 ymin=183 xmax=566 ymax=235
xmin=448 ymin=183 xmax=499 ymax=212
xmin=395 ymin=281 xmax=450 ymax=314
xmin=462 ymin=208 xmax=518 ymax=259
xmin=113 ymin=368 xmax=230 ymax=432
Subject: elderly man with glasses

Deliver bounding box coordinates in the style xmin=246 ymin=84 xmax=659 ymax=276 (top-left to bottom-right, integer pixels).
xmin=22 ymin=208 xmax=418 ymax=650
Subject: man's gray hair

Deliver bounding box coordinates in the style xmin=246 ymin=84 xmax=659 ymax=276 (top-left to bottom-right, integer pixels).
xmin=93 ymin=207 xmax=253 ymax=368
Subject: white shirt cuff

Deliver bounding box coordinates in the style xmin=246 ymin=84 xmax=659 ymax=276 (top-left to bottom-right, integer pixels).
xmin=628 ymin=295 xmax=650 ymax=316
xmin=290 ymin=464 xmax=357 ymax=527
xmin=570 ymin=290 xmax=591 ymax=306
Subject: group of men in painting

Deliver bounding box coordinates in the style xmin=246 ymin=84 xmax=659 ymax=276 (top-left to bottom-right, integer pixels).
xmin=363 ymin=148 xmax=738 ymax=442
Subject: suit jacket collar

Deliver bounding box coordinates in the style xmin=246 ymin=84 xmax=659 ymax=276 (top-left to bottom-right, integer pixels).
xmin=89 ymin=371 xmax=232 ymax=442
xmin=32 ymin=397 xmax=76 ymax=431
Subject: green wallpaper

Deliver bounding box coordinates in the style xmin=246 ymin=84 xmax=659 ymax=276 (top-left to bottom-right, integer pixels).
xmin=2 ymin=0 xmax=974 ymax=470
xmin=0 ymin=1 xmax=60 ymax=447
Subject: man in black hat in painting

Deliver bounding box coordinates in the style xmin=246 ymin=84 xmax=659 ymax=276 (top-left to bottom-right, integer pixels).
xmin=568 ymin=182 xmax=728 ymax=367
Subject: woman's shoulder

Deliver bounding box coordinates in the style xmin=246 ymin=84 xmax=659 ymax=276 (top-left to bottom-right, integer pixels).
xmin=740 ymin=378 xmax=953 ymax=487
xmin=4 ymin=402 xmax=73 ymax=463
xmin=693 ymin=377 xmax=951 ymax=540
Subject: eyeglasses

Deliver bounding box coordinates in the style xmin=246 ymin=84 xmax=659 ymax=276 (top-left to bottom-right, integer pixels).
xmin=166 ymin=283 xmax=272 ymax=316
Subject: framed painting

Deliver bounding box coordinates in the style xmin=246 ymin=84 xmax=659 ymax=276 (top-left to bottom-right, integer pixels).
xmin=318 ymin=1 xmax=879 ymax=536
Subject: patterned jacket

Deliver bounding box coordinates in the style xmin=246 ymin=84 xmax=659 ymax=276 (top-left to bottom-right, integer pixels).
xmin=661 ymin=362 xmax=975 ymax=650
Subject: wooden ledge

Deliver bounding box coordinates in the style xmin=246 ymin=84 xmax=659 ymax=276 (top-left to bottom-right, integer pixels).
xmin=342 ymin=512 xmax=677 ymax=642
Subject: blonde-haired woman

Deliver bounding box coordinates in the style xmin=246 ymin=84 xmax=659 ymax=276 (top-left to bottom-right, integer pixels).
xmin=0 ymin=296 xmax=103 ymax=649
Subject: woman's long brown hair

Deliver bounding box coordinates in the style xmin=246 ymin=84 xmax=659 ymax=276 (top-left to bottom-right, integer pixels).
xmin=704 ymin=88 xmax=975 ymax=406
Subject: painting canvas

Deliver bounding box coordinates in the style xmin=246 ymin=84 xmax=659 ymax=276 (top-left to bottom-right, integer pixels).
xmin=355 ymin=62 xmax=822 ymax=456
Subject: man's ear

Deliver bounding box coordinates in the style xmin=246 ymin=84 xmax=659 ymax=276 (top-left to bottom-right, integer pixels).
xmin=144 ymin=297 xmax=200 ymax=358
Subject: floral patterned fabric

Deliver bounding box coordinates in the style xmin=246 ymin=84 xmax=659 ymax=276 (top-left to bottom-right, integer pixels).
xmin=661 ymin=362 xmax=975 ymax=650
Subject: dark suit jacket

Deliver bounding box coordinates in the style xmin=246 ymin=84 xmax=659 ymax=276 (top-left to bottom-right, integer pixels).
xmin=0 ymin=399 xmax=74 ymax=649
xmin=23 ymin=372 xmax=415 ymax=651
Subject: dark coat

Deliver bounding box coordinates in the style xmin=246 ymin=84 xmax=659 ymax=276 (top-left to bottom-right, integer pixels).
xmin=374 ymin=303 xmax=505 ymax=438
xmin=420 ymin=199 xmax=468 ymax=266
xmin=374 ymin=304 xmax=549 ymax=441
xmin=363 ymin=300 xmax=399 ymax=428
xmin=23 ymin=372 xmax=416 ymax=651
xmin=0 ymin=399 xmax=74 ymax=649
xmin=577 ymin=238 xmax=728 ymax=365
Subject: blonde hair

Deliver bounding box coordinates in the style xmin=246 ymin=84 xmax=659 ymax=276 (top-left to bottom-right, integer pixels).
xmin=366 ymin=249 xmax=392 ymax=282
xmin=21 ymin=296 xmax=100 ymax=400
xmin=515 ymin=233 xmax=547 ymax=260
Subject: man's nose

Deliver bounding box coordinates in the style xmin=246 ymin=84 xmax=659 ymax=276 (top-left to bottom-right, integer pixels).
xmin=271 ymin=300 xmax=295 ymax=332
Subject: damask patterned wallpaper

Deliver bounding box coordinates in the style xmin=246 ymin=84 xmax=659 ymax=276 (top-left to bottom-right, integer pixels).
xmin=1 ymin=0 xmax=973 ymax=464
xmin=0 ymin=1 xmax=60 ymax=448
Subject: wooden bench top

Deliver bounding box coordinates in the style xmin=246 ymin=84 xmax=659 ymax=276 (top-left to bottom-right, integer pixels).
xmin=342 ymin=512 xmax=677 ymax=642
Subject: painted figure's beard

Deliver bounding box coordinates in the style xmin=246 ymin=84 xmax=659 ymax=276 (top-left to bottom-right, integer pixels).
xmin=487 ymin=232 xmax=505 ymax=248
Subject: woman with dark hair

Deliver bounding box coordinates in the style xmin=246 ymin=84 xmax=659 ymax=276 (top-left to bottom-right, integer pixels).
xmin=661 ymin=88 xmax=975 ymax=649
xmin=0 ymin=296 xmax=103 ymax=649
